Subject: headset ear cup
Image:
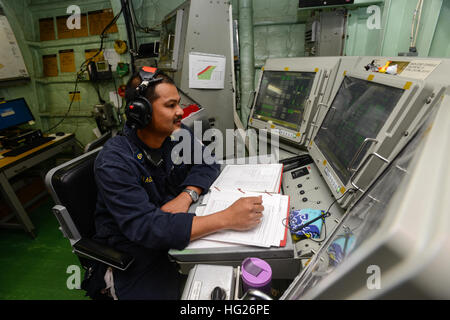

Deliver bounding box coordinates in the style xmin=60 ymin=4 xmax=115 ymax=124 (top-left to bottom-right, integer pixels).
xmin=126 ymin=96 xmax=152 ymax=129
xmin=137 ymin=96 xmax=152 ymax=128
xmin=146 ymin=98 xmax=153 ymax=125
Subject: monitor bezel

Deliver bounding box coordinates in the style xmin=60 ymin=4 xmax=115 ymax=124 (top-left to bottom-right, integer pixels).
xmin=308 ymin=70 xmax=426 ymax=205
xmin=248 ymin=66 xmax=324 ymax=145
xmin=0 ymin=97 xmax=35 ymax=132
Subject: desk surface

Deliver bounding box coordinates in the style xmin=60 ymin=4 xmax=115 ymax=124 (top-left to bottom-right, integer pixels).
xmin=169 ymin=161 xmax=296 ymax=262
xmin=0 ymin=132 xmax=76 ymax=237
xmin=0 ymin=133 xmax=75 ymax=170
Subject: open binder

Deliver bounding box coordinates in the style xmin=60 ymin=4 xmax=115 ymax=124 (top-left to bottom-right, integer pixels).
xmin=210 ymin=163 xmax=283 ymax=194
xmin=195 ymin=163 xmax=289 ymax=248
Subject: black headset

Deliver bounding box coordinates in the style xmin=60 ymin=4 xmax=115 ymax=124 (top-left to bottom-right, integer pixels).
xmin=125 ymin=66 xmax=163 ymax=130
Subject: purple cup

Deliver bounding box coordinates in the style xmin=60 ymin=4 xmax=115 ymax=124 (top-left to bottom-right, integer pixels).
xmin=241 ymin=257 xmax=272 ymax=295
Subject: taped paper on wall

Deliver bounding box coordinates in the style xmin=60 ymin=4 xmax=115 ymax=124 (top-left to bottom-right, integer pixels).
xmin=189 ymin=52 xmax=226 ymax=89
xmin=103 ymin=49 xmax=120 ymax=71
xmin=0 ymin=14 xmax=29 ymax=81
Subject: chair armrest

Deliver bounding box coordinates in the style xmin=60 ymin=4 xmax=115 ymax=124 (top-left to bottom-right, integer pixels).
xmin=73 ymin=238 xmax=134 ymax=271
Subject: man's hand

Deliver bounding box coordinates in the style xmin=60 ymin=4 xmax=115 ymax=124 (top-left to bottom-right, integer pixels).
xmin=190 ymin=195 xmax=264 ymax=241
xmin=222 ymin=196 xmax=264 ymax=231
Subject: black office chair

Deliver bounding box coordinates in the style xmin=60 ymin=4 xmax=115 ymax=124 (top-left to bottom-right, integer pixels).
xmin=45 ymin=147 xmax=134 ymax=297
xmin=84 ymin=131 xmax=112 ymax=153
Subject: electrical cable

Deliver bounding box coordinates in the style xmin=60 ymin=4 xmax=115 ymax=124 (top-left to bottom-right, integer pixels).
xmin=410 ymin=0 xmax=423 ymax=49
xmin=282 ymin=188 xmax=357 ymax=243
xmin=94 ymin=82 xmax=106 ymax=104
xmin=410 ymin=1 xmax=419 ymax=48
xmin=43 ymin=75 xmax=81 ymax=133
xmin=80 ymin=7 xmax=124 ymax=71
xmin=75 ymin=137 xmax=85 ymax=150
xmin=413 ymin=0 xmax=424 ymax=48
xmin=44 ymin=7 xmax=124 ymax=134
xmin=129 ymin=0 xmax=161 ymax=35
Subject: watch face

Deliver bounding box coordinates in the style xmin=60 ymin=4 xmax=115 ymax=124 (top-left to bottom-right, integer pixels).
xmin=185 ymin=189 xmax=198 ymax=202
xmin=190 ymin=190 xmax=199 ymax=201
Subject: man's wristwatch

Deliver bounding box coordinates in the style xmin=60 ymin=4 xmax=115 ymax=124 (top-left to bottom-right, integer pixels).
xmin=183 ymin=188 xmax=199 ymax=203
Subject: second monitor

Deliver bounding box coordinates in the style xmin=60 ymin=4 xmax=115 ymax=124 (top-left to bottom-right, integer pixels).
xmin=249 ymin=57 xmax=343 ymax=149
xmin=252 ymin=70 xmax=315 ymax=136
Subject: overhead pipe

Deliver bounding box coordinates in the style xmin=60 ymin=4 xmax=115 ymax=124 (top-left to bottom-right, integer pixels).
xmin=120 ymin=0 xmax=137 ymax=73
xmin=238 ymin=0 xmax=255 ymax=128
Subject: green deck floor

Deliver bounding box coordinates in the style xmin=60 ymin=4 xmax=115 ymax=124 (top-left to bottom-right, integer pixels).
xmin=0 ymin=197 xmax=89 ymax=300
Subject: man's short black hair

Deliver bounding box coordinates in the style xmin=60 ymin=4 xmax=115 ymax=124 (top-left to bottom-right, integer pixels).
xmin=125 ymin=70 xmax=175 ymax=104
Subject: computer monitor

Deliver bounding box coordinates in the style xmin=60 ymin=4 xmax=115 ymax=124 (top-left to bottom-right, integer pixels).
xmin=248 ymin=57 xmax=344 ymax=149
xmin=253 ymin=71 xmax=315 ymax=131
xmin=309 ymin=71 xmax=436 ymax=208
xmin=0 ymin=98 xmax=35 ymax=131
xmin=249 ymin=70 xmax=319 ymax=145
xmin=315 ymin=76 xmax=404 ymax=185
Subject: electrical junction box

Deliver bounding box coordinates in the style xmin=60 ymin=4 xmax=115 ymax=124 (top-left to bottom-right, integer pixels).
xmin=181 ymin=264 xmax=236 ymax=300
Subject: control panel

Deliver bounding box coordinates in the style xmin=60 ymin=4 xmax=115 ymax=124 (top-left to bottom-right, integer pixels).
xmin=280 ymin=155 xmax=345 ymax=257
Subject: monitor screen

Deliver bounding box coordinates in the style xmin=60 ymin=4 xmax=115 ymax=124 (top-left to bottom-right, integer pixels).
xmin=0 ymin=98 xmax=35 ymax=131
xmin=252 ymin=71 xmax=316 ymax=131
xmin=314 ymin=76 xmax=404 ymax=184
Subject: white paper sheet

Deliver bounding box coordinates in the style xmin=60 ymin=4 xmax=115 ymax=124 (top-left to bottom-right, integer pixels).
xmin=198 ymin=190 xmax=288 ymax=248
xmin=189 ymin=52 xmax=226 ymax=89
xmin=103 ymin=48 xmax=121 ymax=71
xmin=210 ymin=163 xmax=283 ymax=194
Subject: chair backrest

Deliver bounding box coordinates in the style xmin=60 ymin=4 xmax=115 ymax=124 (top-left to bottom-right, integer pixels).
xmin=46 ymin=147 xmax=135 ymax=274
xmin=84 ymin=131 xmax=112 ymax=153
xmin=45 ymin=148 xmax=101 ymax=239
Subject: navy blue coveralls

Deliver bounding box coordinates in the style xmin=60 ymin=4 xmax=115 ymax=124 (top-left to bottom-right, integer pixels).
xmin=93 ymin=124 xmax=220 ymax=299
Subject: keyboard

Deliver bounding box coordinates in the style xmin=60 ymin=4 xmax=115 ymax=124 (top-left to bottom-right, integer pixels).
xmin=3 ymin=136 xmax=56 ymax=157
